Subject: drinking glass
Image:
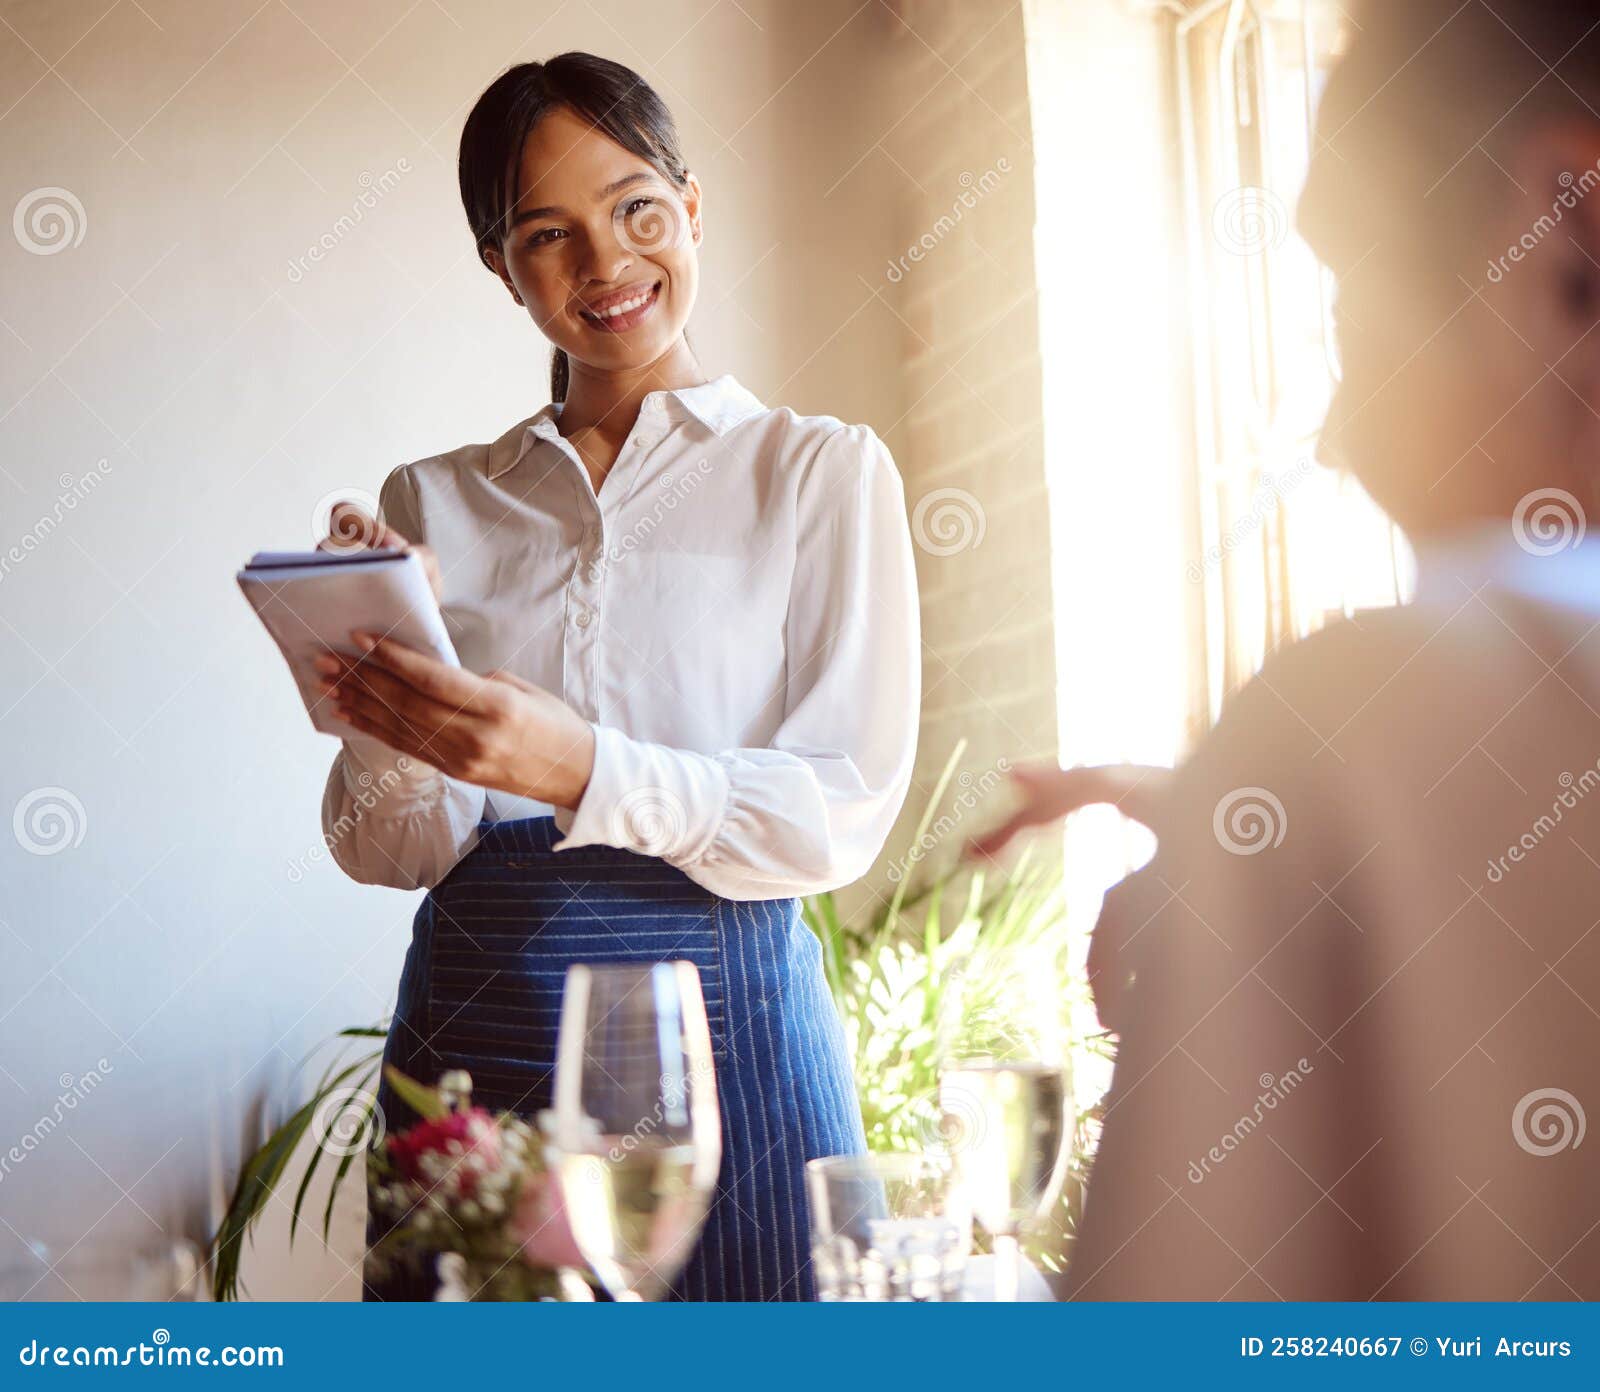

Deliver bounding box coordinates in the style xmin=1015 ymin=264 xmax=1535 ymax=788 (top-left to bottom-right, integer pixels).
xmin=939 ymin=1058 xmax=1070 ymax=1302
xmin=550 ymin=960 xmax=720 ymax=1301
xmin=0 ymin=1238 xmax=204 ymax=1301
xmin=806 ymin=1152 xmax=971 ymax=1301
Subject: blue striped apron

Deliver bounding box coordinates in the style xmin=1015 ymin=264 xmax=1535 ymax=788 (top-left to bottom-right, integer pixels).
xmin=365 ymin=816 xmax=866 ymax=1302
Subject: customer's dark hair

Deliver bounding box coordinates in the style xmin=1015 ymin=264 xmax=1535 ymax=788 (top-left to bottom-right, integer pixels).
xmin=458 ymin=53 xmax=690 ymax=402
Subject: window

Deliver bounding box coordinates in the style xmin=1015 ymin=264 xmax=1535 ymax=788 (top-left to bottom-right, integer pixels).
xmin=1177 ymin=0 xmax=1413 ymax=729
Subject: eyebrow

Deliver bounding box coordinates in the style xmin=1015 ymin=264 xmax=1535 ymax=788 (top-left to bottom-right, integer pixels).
xmin=508 ymin=172 xmax=657 ymax=229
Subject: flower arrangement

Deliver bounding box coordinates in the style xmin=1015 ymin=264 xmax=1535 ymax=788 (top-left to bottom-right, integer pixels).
xmin=365 ymin=1067 xmax=588 ymax=1302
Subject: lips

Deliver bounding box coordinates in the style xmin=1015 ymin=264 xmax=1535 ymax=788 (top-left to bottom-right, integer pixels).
xmin=577 ymin=280 xmax=662 ymax=334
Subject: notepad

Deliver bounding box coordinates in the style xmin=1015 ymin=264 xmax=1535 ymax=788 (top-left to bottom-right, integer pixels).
xmin=237 ymin=547 xmax=459 ymax=739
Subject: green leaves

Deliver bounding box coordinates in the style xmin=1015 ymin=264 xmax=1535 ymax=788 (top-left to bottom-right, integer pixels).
xmin=381 ymin=1064 xmax=447 ymax=1120
xmin=208 ymin=1034 xmax=385 ymax=1301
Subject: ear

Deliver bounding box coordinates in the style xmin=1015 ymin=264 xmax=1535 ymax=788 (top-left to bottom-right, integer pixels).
xmin=682 ymin=171 xmax=704 ymax=245
xmin=480 ymin=244 xmax=525 ymax=307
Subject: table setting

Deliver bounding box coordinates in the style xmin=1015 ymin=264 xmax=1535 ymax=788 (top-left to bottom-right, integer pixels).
xmin=364 ymin=958 xmax=1070 ymax=1303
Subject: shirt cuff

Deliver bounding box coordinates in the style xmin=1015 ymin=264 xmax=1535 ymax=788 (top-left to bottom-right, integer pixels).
xmin=340 ymin=735 xmax=449 ymax=816
xmin=554 ymin=723 xmax=730 ymax=862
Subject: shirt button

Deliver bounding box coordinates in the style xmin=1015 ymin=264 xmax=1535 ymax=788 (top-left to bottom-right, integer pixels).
xmin=575 ymin=607 xmax=592 ymax=629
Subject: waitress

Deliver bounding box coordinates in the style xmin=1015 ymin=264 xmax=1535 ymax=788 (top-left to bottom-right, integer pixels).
xmin=315 ymin=52 xmax=918 ymax=1302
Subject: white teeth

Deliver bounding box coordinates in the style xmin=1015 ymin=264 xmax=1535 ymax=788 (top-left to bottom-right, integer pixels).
xmin=587 ymin=286 xmax=655 ymax=321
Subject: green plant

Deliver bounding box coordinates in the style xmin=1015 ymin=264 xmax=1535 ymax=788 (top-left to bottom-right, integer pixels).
xmin=801 ymin=742 xmax=1113 ymax=1271
xmin=209 ymin=1026 xmax=384 ymax=1301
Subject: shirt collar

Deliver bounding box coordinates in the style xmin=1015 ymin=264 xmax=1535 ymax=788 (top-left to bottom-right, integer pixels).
xmin=486 ymin=374 xmax=764 ymax=480
xmin=1413 ymin=518 xmax=1600 ymax=619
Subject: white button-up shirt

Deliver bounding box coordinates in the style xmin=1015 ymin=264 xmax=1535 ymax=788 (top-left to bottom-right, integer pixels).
xmin=320 ymin=375 xmax=921 ymax=900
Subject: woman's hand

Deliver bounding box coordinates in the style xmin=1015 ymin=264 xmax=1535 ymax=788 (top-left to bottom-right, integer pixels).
xmin=315 ymin=633 xmax=596 ymax=810
xmin=321 ymin=501 xmax=442 ymax=602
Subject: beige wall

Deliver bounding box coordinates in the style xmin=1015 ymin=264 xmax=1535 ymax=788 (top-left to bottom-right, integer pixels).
xmin=0 ymin=0 xmax=909 ymax=1298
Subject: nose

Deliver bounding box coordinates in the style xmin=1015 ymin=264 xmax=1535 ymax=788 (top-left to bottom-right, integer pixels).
xmin=578 ymin=222 xmax=634 ymax=287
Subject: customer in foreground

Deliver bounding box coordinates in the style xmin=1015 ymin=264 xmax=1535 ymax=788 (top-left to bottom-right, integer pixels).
xmin=979 ymin=0 xmax=1600 ymax=1299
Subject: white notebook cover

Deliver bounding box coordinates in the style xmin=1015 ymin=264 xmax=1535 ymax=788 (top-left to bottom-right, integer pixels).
xmin=237 ymin=549 xmax=459 ymax=740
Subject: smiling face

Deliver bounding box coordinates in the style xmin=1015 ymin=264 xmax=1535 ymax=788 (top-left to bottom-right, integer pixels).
xmin=482 ymin=105 xmax=702 ymax=383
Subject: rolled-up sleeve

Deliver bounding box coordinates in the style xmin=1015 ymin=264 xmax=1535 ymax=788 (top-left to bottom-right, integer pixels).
xmin=320 ymin=464 xmax=486 ymax=889
xmin=554 ymin=424 xmax=921 ymax=899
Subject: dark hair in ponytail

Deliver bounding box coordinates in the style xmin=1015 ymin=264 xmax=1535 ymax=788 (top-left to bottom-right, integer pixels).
xmin=458 ymin=53 xmax=690 ymax=403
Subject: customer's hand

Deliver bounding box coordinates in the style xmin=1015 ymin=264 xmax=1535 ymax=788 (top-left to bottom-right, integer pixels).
xmin=968 ymin=762 xmax=1174 ymax=1032
xmin=320 ymin=502 xmax=442 ymax=602
xmin=315 ymin=633 xmax=596 ymax=810
xmin=965 ymin=763 xmax=1172 ymax=859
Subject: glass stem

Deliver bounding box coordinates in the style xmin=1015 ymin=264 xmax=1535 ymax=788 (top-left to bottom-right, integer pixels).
xmin=615 ymin=1289 xmax=645 ymax=1302
xmin=993 ymin=1233 xmax=1021 ymax=1303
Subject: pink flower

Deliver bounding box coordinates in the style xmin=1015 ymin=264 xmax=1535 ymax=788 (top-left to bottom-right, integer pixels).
xmin=387 ymin=1109 xmax=502 ymax=1197
xmin=512 ymin=1171 xmax=586 ymax=1270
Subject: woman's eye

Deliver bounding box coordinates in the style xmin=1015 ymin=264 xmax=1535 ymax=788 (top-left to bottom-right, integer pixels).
xmin=524 ymin=227 xmax=565 ymax=249
xmin=620 ymin=196 xmax=656 ymax=218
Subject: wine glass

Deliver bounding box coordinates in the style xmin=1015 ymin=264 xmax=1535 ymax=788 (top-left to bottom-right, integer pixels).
xmin=939 ymin=1058 xmax=1070 ymax=1302
xmin=550 ymin=960 xmax=721 ymax=1301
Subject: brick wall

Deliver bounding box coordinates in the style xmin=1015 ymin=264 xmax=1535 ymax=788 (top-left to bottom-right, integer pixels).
xmin=853 ymin=0 xmax=1059 ymax=914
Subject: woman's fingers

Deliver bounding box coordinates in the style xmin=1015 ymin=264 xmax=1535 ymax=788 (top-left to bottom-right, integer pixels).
xmin=484 ymin=667 xmax=540 ymax=694
xmin=320 ymin=501 xmax=416 ymax=553
xmin=317 ymin=649 xmax=471 ymax=743
xmin=335 ymin=693 xmax=427 ymax=759
xmin=317 ymin=504 xmax=441 ymax=600
xmin=350 ymin=632 xmax=486 ymax=707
